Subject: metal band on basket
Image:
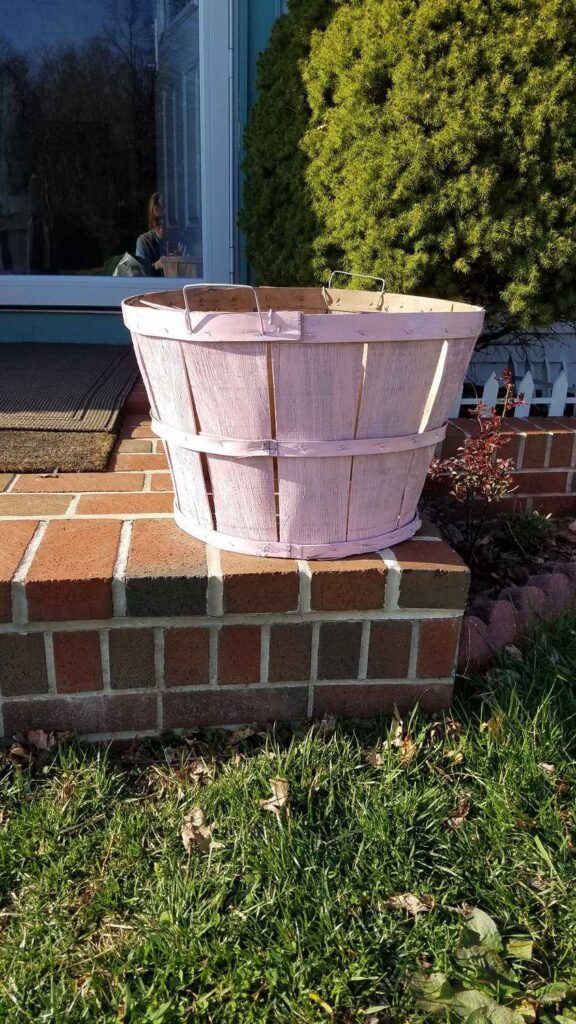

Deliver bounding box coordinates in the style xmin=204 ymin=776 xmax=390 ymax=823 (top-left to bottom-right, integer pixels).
xmin=151 ymin=416 xmax=447 ymax=459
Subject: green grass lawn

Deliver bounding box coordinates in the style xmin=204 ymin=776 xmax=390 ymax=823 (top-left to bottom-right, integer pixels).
xmin=1 ymin=618 xmax=576 ymax=1024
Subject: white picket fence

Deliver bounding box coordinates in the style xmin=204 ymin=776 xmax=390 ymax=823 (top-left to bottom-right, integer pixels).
xmin=450 ymin=333 xmax=576 ymax=419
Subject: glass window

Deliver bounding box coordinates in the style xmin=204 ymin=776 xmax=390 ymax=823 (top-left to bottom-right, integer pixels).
xmin=0 ymin=0 xmax=202 ymax=279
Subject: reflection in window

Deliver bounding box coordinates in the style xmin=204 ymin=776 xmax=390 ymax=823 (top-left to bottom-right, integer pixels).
xmin=166 ymin=0 xmax=190 ymax=22
xmin=0 ymin=0 xmax=202 ymax=277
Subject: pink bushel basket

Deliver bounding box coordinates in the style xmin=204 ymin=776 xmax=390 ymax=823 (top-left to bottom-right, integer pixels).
xmin=122 ymin=275 xmax=484 ymax=559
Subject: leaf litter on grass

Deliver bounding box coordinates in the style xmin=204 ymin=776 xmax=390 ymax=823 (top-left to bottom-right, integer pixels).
xmin=181 ymin=807 xmax=224 ymax=855
xmin=1 ymin=616 xmax=576 ymax=1022
xmin=259 ymin=777 xmax=289 ymax=818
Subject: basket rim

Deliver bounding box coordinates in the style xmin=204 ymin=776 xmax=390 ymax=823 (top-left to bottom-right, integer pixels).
xmin=122 ymin=285 xmax=484 ymax=318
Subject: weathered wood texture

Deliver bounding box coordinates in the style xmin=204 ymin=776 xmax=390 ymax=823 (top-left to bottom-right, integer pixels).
xmin=126 ymin=288 xmax=484 ymax=558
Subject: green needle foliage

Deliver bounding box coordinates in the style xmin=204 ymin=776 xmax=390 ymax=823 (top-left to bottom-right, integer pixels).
xmin=242 ymin=0 xmax=576 ymax=335
xmin=240 ymin=0 xmax=336 ymax=287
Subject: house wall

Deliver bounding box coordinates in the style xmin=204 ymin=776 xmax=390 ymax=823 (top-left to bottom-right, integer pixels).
xmin=0 ymin=310 xmax=128 ymax=345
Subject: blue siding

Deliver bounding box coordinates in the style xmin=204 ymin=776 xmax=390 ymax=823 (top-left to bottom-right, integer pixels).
xmin=246 ymin=0 xmax=283 ymax=107
xmin=0 ymin=311 xmax=130 ymax=345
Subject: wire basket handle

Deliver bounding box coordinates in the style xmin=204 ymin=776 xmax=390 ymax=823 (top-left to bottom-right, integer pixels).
xmin=327 ymin=270 xmax=386 ymax=293
xmin=183 ymin=283 xmax=265 ymax=335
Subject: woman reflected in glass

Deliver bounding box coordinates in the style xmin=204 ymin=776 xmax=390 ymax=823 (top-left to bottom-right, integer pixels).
xmin=135 ymin=193 xmax=165 ymax=276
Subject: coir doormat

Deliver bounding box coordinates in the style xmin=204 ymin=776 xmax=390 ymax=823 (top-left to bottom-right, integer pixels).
xmin=0 ymin=343 xmax=138 ymax=472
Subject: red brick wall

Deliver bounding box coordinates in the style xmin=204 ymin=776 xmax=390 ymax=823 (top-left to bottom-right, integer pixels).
xmin=0 ymin=519 xmax=469 ymax=739
xmin=434 ymin=416 xmax=576 ymax=516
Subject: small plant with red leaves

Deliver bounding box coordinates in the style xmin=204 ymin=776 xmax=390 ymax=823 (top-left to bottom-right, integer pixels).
xmin=428 ymin=368 xmax=525 ymax=562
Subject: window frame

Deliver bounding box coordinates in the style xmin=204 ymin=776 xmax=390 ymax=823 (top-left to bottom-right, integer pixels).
xmin=0 ymin=0 xmax=233 ymax=309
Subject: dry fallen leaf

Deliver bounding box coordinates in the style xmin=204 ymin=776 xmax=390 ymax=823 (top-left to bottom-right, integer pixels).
xmin=227 ymin=726 xmax=258 ymax=746
xmin=314 ymin=716 xmax=337 ymax=737
xmin=260 ymin=778 xmax=289 ymax=818
xmin=386 ymin=893 xmax=435 ymax=916
xmin=515 ymin=999 xmax=537 ymax=1024
xmin=185 ymin=758 xmax=213 ymax=786
xmin=429 ymin=718 xmax=463 ymax=745
xmin=539 ymin=762 xmax=556 ymax=774
xmin=480 ymin=716 xmax=503 ymax=738
xmin=7 ymin=744 xmax=31 ymax=764
xmin=399 ymin=736 xmax=417 ymax=765
xmin=384 ymin=719 xmax=403 ymax=750
xmin=365 ymin=749 xmax=384 ymax=767
xmin=445 ymin=748 xmax=464 ymax=765
xmin=27 ymin=729 xmax=57 ymax=752
xmin=448 ymin=794 xmax=471 ymax=828
xmin=555 ymin=778 xmax=570 ymax=796
xmin=181 ymin=807 xmax=224 ymax=855
xmin=504 ymin=644 xmax=522 ymax=660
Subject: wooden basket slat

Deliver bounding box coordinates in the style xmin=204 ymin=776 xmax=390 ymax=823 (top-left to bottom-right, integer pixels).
xmin=356 ymin=340 xmax=445 ymax=437
xmin=347 ymin=451 xmax=415 ymax=539
xmin=167 ymin=445 xmax=214 ymax=531
xmin=346 ymin=340 xmax=446 ymax=541
xmin=273 ymin=342 xmax=363 ymax=544
xmin=133 ymin=335 xmax=198 ymax=433
xmin=207 ymin=456 xmax=277 ymax=542
xmin=181 ymin=340 xmax=277 ymax=539
xmin=426 ymin=337 xmax=478 ymax=428
xmin=181 ymin=341 xmax=271 ymax=438
xmin=397 ymin=446 xmax=438 ymax=528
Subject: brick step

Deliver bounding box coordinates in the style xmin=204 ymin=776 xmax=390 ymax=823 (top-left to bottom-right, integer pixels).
xmin=123 ymin=380 xmax=150 ymax=415
xmin=0 ymin=518 xmax=469 ymax=738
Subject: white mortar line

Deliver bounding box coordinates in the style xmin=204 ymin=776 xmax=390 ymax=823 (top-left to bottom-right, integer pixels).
xmin=154 ymin=627 xmax=165 ymax=732
xmin=260 ymin=624 xmax=270 ymax=684
xmin=11 ymin=520 xmax=49 ymax=625
xmin=82 ymin=729 xmax=159 ymax=742
xmin=209 ymin=627 xmax=219 ymax=687
xmin=566 ymin=471 xmax=573 ymax=494
xmin=357 ymin=620 xmax=370 ymax=680
xmin=515 ymin=434 xmax=526 ymax=470
xmin=451 ymin=618 xmax=463 ymax=676
xmin=512 ymin=466 xmax=576 ymax=474
xmin=307 ymin=622 xmax=320 ymax=717
xmin=4 ymin=475 xmax=19 ymax=494
xmin=100 ymin=630 xmax=111 ymax=690
xmin=44 ymin=633 xmax=57 ymax=694
xmin=0 ymin=513 xmax=175 ymax=521
xmin=379 ymin=548 xmax=401 ymax=611
xmin=0 ymin=606 xmax=464 ymax=636
xmin=64 ymin=494 xmax=82 ymax=517
xmin=408 ymin=620 xmax=420 ymax=679
xmin=297 ymin=560 xmax=311 ymax=613
xmin=154 ymin=627 xmax=165 ymax=689
xmin=1 ymin=677 xmax=456 ymax=710
xmin=543 ymin=432 xmax=553 ymax=469
xmin=570 ymin=431 xmax=576 ymax=471
xmin=142 ymin=473 xmax=153 ymax=492
xmin=206 ymin=545 xmax=223 ymax=616
xmin=112 ymin=521 xmax=132 ymax=618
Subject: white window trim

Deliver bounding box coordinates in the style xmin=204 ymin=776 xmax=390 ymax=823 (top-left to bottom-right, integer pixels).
xmin=0 ymin=275 xmax=203 ymax=308
xmin=0 ymin=0 xmax=233 ymax=308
